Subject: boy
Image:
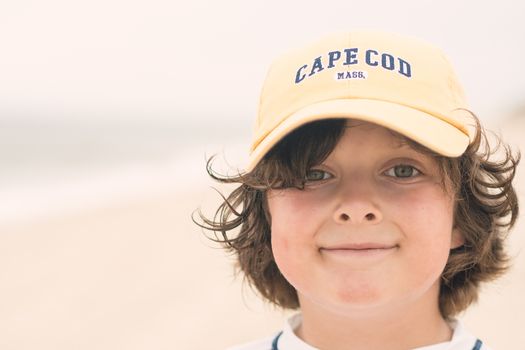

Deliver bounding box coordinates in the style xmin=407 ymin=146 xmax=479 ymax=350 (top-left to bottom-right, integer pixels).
xmin=195 ymin=31 xmax=520 ymax=349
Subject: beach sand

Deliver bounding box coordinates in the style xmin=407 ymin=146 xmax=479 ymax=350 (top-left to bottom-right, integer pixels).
xmin=0 ymin=119 xmax=523 ymax=349
xmin=0 ymin=184 xmax=288 ymax=350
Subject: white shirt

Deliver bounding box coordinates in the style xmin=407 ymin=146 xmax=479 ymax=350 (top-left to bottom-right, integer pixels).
xmin=227 ymin=313 xmax=491 ymax=350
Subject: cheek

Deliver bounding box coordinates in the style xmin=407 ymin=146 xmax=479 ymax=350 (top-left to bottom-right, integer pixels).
xmin=267 ymin=190 xmax=326 ymax=242
xmin=394 ymin=188 xmax=455 ymax=279
xmin=267 ymin=194 xmax=299 ymax=274
xmin=393 ymin=184 xmax=455 ymax=240
xmin=270 ymin=224 xmax=309 ymax=291
xmin=267 ymin=192 xmax=323 ymax=284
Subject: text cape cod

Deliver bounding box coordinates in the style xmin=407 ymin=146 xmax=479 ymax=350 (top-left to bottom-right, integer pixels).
xmin=295 ymin=48 xmax=412 ymax=84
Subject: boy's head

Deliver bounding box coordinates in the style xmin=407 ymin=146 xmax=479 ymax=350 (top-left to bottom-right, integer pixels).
xmin=196 ymin=31 xmax=520 ymax=320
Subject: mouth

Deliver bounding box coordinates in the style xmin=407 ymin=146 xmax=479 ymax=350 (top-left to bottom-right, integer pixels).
xmin=320 ymin=243 xmax=399 ymax=259
xmin=322 ymin=243 xmax=398 ymax=250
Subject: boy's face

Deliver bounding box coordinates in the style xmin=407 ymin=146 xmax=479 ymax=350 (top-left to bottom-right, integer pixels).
xmin=266 ymin=119 xmax=464 ymax=316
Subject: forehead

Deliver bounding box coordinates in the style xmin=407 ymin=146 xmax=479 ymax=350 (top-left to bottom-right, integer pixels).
xmin=343 ymin=119 xmax=419 ymax=151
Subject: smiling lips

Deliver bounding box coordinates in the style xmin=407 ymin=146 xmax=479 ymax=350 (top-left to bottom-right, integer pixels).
xmin=323 ymin=243 xmax=398 ymax=250
xmin=320 ymin=243 xmax=398 ymax=258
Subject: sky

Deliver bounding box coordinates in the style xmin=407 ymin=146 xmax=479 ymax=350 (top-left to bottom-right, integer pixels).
xmin=0 ymin=0 xmax=524 ymax=124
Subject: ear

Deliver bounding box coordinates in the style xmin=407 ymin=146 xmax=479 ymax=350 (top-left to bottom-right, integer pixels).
xmin=450 ymin=226 xmax=465 ymax=249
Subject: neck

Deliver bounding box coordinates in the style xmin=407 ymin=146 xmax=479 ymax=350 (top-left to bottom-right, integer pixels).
xmin=295 ymin=282 xmax=452 ymax=350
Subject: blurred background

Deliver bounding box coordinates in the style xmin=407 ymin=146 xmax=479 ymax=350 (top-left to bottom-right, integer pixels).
xmin=0 ymin=0 xmax=524 ymax=349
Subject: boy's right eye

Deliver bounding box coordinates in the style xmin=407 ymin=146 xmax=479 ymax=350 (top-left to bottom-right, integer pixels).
xmin=305 ymin=169 xmax=333 ymax=182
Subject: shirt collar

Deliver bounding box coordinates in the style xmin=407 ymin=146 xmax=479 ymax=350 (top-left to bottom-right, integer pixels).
xmin=277 ymin=313 xmax=478 ymax=350
xmin=278 ymin=313 xmax=317 ymax=350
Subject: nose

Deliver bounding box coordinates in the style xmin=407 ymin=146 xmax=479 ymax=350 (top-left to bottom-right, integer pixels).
xmin=333 ymin=186 xmax=383 ymax=225
xmin=335 ymin=210 xmax=381 ymax=224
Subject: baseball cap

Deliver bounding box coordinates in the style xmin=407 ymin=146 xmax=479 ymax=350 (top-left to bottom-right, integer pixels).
xmin=243 ymin=31 xmax=476 ymax=173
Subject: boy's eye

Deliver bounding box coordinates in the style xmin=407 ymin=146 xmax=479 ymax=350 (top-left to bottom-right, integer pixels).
xmin=303 ymin=164 xmax=421 ymax=183
xmin=385 ymin=164 xmax=421 ymax=178
xmin=305 ymin=169 xmax=332 ymax=182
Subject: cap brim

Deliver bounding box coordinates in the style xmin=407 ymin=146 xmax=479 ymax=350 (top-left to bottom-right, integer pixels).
xmin=244 ymin=98 xmax=470 ymax=173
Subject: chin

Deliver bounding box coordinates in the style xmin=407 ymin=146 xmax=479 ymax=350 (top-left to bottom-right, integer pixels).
xmin=307 ymin=286 xmax=396 ymax=316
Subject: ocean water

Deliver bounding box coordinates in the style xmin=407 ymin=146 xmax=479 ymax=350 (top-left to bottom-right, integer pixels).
xmin=0 ymin=118 xmax=251 ymax=224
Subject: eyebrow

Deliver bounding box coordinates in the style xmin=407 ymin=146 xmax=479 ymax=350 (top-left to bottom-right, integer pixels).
xmin=389 ymin=137 xmax=431 ymax=158
xmin=344 ymin=124 xmax=428 ymax=154
xmin=391 ymin=137 xmax=411 ymax=149
xmin=378 ymin=127 xmax=414 ymax=149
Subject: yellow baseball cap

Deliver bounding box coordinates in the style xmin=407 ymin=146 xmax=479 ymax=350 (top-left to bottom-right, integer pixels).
xmin=244 ymin=31 xmax=475 ymax=173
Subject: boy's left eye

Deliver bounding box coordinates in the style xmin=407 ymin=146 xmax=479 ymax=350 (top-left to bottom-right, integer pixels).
xmin=384 ymin=164 xmax=421 ymax=178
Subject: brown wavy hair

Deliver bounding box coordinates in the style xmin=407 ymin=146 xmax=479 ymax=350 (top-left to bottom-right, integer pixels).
xmin=193 ymin=115 xmax=520 ymax=320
